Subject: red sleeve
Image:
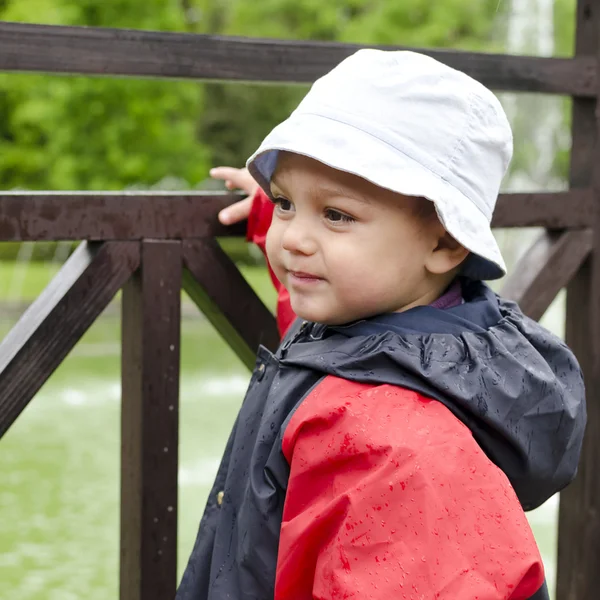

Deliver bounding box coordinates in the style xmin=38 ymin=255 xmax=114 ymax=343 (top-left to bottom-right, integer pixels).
xmin=246 ymin=188 xmax=296 ymax=338
xmin=277 ymin=377 xmax=545 ymax=600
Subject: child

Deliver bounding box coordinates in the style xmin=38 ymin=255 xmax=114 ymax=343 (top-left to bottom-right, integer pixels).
xmin=177 ymin=50 xmax=585 ymax=600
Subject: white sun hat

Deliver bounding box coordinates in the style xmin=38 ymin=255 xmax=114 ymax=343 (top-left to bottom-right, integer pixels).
xmin=246 ymin=49 xmax=513 ymax=280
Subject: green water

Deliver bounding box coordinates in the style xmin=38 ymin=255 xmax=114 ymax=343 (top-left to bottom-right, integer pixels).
xmin=0 ymin=313 xmax=251 ymax=599
xmin=0 ymin=298 xmax=563 ymax=599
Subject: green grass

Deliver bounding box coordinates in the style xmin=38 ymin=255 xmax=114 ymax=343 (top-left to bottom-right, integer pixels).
xmin=0 ymin=260 xmax=58 ymax=301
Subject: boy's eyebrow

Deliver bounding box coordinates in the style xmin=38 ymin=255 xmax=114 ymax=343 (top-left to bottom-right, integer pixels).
xmin=269 ymin=178 xmax=285 ymax=195
xmin=270 ymin=177 xmax=371 ymax=204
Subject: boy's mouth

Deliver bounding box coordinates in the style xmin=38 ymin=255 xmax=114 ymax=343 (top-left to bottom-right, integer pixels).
xmin=287 ymin=270 xmax=325 ymax=284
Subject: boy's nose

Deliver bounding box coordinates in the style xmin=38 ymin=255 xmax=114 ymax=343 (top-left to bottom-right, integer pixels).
xmin=281 ymin=217 xmax=317 ymax=255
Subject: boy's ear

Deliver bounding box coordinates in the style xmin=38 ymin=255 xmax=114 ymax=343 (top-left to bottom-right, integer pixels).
xmin=425 ymin=230 xmax=470 ymax=275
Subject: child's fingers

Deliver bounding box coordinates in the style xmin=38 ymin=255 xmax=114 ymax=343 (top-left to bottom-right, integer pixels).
xmin=210 ymin=166 xmax=240 ymax=182
xmin=210 ymin=166 xmax=249 ymax=190
xmin=210 ymin=166 xmax=258 ymax=196
xmin=218 ymin=197 xmax=253 ymax=225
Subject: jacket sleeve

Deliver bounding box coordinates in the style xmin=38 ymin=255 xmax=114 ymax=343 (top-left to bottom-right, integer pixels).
xmin=277 ymin=376 xmax=545 ymax=600
xmin=246 ymin=187 xmax=295 ymax=338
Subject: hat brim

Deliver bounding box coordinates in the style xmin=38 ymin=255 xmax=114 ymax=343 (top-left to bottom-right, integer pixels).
xmin=247 ymin=112 xmax=506 ymax=281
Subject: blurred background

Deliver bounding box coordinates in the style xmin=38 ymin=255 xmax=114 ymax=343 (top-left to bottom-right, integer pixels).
xmin=0 ymin=0 xmax=576 ymax=598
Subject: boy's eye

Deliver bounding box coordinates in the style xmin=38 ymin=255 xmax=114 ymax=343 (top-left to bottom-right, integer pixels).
xmin=325 ymin=208 xmax=355 ymax=223
xmin=274 ymin=196 xmax=294 ymax=212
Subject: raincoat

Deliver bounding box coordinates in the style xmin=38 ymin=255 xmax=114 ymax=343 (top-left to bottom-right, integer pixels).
xmin=177 ymin=190 xmax=586 ymax=600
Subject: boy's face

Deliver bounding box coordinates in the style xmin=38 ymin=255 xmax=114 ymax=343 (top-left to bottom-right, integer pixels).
xmin=265 ymin=153 xmax=447 ymax=325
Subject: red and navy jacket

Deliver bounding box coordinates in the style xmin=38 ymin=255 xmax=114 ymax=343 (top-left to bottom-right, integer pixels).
xmin=176 ymin=191 xmax=586 ymax=600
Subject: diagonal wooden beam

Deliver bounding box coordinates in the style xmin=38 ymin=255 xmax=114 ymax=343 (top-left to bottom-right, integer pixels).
xmin=182 ymin=238 xmax=279 ymax=370
xmin=500 ymin=229 xmax=593 ymax=322
xmin=0 ymin=241 xmax=140 ymax=437
xmin=0 ymin=22 xmax=595 ymax=97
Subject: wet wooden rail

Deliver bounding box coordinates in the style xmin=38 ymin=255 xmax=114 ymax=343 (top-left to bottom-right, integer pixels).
xmin=0 ymin=1 xmax=599 ymax=598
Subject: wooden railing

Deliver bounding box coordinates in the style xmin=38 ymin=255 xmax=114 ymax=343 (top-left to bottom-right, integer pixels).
xmin=1 ymin=1 xmax=599 ymax=597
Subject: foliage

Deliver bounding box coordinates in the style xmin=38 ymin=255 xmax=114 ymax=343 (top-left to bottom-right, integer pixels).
xmin=0 ymin=0 xmax=209 ymax=190
xmin=554 ymin=0 xmax=576 ymax=183
xmin=0 ymin=0 xmax=510 ymax=190
xmin=200 ymin=0 xmax=506 ymax=168
xmin=0 ymin=0 xmax=580 ymax=193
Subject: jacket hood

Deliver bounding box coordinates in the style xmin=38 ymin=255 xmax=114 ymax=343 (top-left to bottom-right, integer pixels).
xmin=278 ymin=280 xmax=586 ymax=510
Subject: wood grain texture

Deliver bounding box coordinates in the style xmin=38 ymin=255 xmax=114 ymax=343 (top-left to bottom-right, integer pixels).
xmin=0 ymin=22 xmax=595 ymax=95
xmin=120 ymin=240 xmax=181 ymax=600
xmin=182 ymin=238 xmax=279 ymax=370
xmin=0 ymin=192 xmax=246 ymax=241
xmin=491 ymin=189 xmax=593 ymax=228
xmin=0 ymin=190 xmax=592 ymax=242
xmin=500 ymin=229 xmax=593 ymax=321
xmin=0 ymin=241 xmax=140 ymax=437
xmin=556 ymin=2 xmax=600 ymax=599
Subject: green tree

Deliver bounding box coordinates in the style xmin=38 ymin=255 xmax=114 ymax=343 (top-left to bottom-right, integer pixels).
xmin=0 ymin=0 xmax=577 ymax=190
xmin=554 ymin=0 xmax=576 ymax=183
xmin=199 ymin=0 xmax=506 ymax=169
xmin=0 ymin=0 xmax=209 ymax=190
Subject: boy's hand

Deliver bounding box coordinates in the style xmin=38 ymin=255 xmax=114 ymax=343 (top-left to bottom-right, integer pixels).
xmin=211 ymin=166 xmax=259 ymax=225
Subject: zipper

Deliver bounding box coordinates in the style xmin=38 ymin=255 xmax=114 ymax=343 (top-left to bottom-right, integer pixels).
xmin=279 ymin=320 xmax=309 ymax=357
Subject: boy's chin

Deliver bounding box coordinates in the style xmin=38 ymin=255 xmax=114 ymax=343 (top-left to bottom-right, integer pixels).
xmin=292 ymin=302 xmax=362 ymax=327
xmin=292 ymin=302 xmax=334 ymax=326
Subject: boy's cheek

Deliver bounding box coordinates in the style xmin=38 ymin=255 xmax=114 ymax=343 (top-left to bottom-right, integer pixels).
xmin=265 ymin=227 xmax=277 ymax=262
xmin=265 ymin=228 xmax=285 ymax=277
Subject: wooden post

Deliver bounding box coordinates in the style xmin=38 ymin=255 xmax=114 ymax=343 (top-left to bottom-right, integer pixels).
xmin=120 ymin=240 xmax=182 ymax=600
xmin=556 ymin=1 xmax=600 ymax=598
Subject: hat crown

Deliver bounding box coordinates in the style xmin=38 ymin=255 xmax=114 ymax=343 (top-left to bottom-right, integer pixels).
xmin=295 ymin=49 xmax=513 ymax=221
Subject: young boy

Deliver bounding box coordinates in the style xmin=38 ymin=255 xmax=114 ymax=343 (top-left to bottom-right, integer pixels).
xmin=177 ymin=50 xmax=586 ymax=600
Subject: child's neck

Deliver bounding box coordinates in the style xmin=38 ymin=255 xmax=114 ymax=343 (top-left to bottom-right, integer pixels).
xmin=394 ymin=276 xmax=460 ymax=313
